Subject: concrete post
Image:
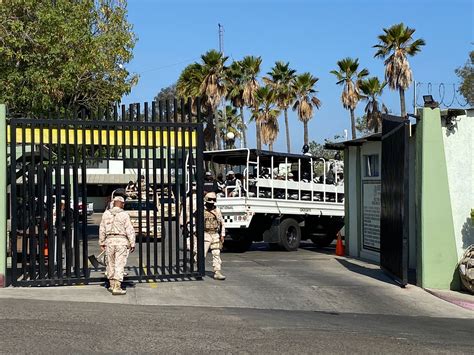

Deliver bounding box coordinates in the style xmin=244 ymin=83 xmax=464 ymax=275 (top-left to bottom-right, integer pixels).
xmin=0 ymin=105 xmax=7 ymax=287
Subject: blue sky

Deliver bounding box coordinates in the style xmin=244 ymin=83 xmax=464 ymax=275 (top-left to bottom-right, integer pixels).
xmin=124 ymin=0 xmax=473 ymax=151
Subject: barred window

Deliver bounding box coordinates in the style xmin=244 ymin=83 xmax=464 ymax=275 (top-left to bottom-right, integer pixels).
xmin=364 ymin=154 xmax=379 ymax=177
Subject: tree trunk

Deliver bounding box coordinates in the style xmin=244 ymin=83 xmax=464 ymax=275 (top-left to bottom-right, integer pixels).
xmin=284 ymin=108 xmax=291 ymax=153
xmin=350 ymin=108 xmax=356 ymax=139
xmin=240 ymin=106 xmax=247 ymax=148
xmin=269 ymin=143 xmax=273 ymax=151
xmin=256 ymin=122 xmax=262 ymax=150
xmin=399 ymin=87 xmax=407 ymax=118
xmin=214 ymin=109 xmax=222 ymax=150
xmin=303 ymin=120 xmax=309 ymax=146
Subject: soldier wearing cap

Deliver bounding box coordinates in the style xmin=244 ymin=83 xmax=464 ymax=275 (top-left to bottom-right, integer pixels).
xmin=203 ymin=192 xmax=226 ymax=280
xmin=99 ymin=196 xmax=136 ymax=295
xmin=224 ymin=170 xmax=241 ymax=197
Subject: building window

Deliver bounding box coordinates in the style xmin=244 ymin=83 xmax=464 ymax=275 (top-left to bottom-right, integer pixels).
xmin=364 ymin=154 xmax=379 ymax=177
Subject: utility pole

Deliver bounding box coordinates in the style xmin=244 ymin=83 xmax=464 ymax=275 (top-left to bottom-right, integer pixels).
xmin=218 ymin=23 xmax=224 ymax=55
xmin=218 ymin=23 xmax=227 ymax=150
xmin=413 ymin=80 xmax=417 ymax=115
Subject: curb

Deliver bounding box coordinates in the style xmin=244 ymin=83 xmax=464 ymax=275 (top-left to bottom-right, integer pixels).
xmin=425 ymin=288 xmax=474 ymax=311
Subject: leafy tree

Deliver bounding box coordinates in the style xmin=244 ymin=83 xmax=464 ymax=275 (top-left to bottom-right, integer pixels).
xmin=455 ymin=50 xmax=474 ymax=106
xmin=309 ymin=138 xmax=343 ymax=176
xmin=292 ymin=73 xmax=321 ymax=146
xmin=359 ymin=77 xmax=388 ymax=133
xmin=355 ymin=115 xmax=371 ymax=136
xmin=154 ymin=84 xmax=177 ymax=103
xmin=331 ymin=57 xmax=369 ymax=139
xmin=309 ymin=141 xmax=335 ymax=160
xmin=374 ymin=23 xmax=425 ymax=118
xmin=0 ymin=0 xmax=138 ymax=117
xmin=263 ymin=61 xmax=297 ymax=153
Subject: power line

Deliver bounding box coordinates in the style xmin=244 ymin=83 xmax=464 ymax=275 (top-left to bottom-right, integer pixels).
xmin=137 ymin=57 xmax=199 ymax=74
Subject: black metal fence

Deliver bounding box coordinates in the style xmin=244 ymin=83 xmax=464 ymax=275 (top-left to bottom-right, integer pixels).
xmin=380 ymin=114 xmax=409 ymax=287
xmin=7 ymin=99 xmax=205 ymax=286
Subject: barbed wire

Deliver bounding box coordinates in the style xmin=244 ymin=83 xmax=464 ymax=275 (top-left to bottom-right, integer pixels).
xmin=415 ymin=82 xmax=470 ymax=108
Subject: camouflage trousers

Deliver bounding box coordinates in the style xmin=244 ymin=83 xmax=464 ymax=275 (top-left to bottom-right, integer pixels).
xmin=204 ymin=232 xmax=222 ymax=272
xmin=186 ymin=233 xmax=222 ymax=271
xmin=106 ymin=245 xmax=130 ymax=282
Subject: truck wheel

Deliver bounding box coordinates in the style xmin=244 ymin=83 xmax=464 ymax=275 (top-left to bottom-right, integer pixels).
xmin=310 ymin=235 xmax=335 ymax=248
xmin=278 ymin=218 xmax=301 ymax=251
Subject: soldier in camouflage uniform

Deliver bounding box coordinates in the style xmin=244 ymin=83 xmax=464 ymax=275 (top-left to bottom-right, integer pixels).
xmin=99 ymin=196 xmax=136 ymax=295
xmin=203 ymin=192 xmax=226 ymax=280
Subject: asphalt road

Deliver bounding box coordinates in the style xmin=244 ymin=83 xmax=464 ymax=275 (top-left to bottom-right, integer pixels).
xmin=0 ymin=299 xmax=473 ymax=354
xmin=4 ymin=213 xmax=474 ymax=353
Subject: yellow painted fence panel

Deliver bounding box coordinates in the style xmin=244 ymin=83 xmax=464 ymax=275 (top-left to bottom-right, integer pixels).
xmin=6 ymin=127 xmax=196 ymax=147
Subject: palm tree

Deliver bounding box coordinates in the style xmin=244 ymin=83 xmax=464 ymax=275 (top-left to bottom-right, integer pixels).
xmin=199 ymin=50 xmax=228 ymax=150
xmin=253 ymin=86 xmax=280 ymax=151
xmin=226 ymin=61 xmax=246 ymax=146
xmin=374 ymin=23 xmax=425 ymax=118
xmin=359 ymin=77 xmax=388 ymax=133
xmin=292 ymin=73 xmax=321 ymax=146
xmin=217 ymin=105 xmax=244 ymax=149
xmin=226 ymin=56 xmax=261 ymax=148
xmin=177 ymin=63 xmax=204 ymax=98
xmin=240 ymin=56 xmax=262 ymax=148
xmin=263 ymin=61 xmax=296 ymax=153
xmin=330 ymin=57 xmax=369 ymax=139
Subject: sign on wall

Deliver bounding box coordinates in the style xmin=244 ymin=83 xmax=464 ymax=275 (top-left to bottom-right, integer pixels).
xmin=363 ymin=182 xmax=381 ymax=251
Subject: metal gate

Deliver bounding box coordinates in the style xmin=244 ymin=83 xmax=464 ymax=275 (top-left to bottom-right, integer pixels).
xmin=7 ymin=99 xmax=205 ymax=286
xmin=380 ymin=115 xmax=409 ymax=287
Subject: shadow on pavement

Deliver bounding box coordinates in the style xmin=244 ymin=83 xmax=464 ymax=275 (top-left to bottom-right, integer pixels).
xmin=335 ymin=258 xmax=399 ymax=286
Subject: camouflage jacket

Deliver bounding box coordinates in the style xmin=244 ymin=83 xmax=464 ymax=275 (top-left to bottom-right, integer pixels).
xmin=204 ymin=207 xmax=225 ymax=237
xmin=99 ymin=207 xmax=136 ymax=247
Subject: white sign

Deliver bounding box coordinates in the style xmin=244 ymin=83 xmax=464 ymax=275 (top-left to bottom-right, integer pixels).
xmin=363 ymin=182 xmax=381 ymax=251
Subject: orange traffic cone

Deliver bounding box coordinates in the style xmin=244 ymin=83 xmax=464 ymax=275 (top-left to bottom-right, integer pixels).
xmin=335 ymin=232 xmax=345 ymax=256
xmin=44 ymin=239 xmax=49 ymax=259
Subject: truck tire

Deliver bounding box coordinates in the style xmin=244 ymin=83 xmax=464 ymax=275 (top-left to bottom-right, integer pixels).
xmin=278 ymin=218 xmax=301 ymax=251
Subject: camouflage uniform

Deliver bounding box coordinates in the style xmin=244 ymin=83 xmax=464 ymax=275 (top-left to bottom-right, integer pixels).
xmin=203 ymin=206 xmax=225 ymax=272
xmin=99 ymin=207 xmax=136 ymax=284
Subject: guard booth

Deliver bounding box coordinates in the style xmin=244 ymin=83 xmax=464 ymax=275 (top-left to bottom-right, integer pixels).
xmin=326 ymin=108 xmax=474 ymax=290
xmin=2 ymin=99 xmax=206 ymax=286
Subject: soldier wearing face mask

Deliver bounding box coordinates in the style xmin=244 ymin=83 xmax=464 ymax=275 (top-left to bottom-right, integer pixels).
xmin=203 ymin=192 xmax=226 ymax=280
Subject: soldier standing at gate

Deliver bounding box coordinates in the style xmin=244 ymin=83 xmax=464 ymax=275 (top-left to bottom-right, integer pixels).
xmin=203 ymin=192 xmax=226 ymax=280
xmin=99 ymin=196 xmax=136 ymax=295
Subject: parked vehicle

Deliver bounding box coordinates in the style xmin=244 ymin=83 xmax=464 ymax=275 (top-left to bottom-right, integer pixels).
xmin=123 ymin=199 xmax=162 ymax=239
xmin=202 ymin=149 xmax=345 ymax=252
xmin=156 ymin=189 xmax=177 ymax=220
xmin=77 ymin=197 xmax=94 ymax=216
